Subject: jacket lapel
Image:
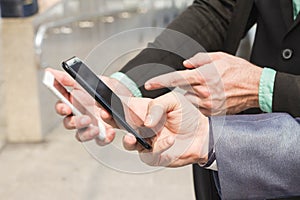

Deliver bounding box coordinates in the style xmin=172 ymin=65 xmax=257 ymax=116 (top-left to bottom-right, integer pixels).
xmin=288 ymin=11 xmax=300 ymax=32
xmin=280 ymin=0 xmax=300 ymax=34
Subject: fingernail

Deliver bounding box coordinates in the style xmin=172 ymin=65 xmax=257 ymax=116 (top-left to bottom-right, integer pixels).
xmin=61 ymin=108 xmax=67 ymax=115
xmin=144 ymin=82 xmax=150 ymax=90
xmin=144 ymin=115 xmax=152 ymax=126
xmin=183 ymin=60 xmax=193 ymax=67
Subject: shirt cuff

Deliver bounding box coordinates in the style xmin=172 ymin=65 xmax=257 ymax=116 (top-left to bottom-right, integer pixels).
xmin=258 ymin=68 xmax=277 ymax=113
xmin=110 ymin=72 xmax=142 ymax=97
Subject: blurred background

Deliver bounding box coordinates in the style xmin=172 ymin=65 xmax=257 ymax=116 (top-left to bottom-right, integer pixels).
xmin=0 ymin=0 xmax=198 ymax=199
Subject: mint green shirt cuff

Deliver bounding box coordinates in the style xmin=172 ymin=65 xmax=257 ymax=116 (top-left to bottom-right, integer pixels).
xmin=259 ymin=68 xmax=277 ymax=113
xmin=110 ymin=72 xmax=142 ymax=97
xmin=293 ymin=0 xmax=300 ymax=20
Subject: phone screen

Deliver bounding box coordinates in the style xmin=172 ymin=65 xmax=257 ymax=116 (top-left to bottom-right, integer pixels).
xmin=62 ymin=57 xmax=153 ymax=150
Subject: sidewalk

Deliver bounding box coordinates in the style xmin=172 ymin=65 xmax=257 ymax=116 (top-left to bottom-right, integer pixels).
xmin=0 ymin=124 xmax=195 ymax=200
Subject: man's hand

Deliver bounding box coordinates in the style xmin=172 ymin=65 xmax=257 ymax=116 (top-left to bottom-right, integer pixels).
xmin=47 ymin=68 xmax=135 ymax=145
xmin=123 ymin=92 xmax=209 ymax=167
xmin=144 ymin=52 xmax=263 ymax=115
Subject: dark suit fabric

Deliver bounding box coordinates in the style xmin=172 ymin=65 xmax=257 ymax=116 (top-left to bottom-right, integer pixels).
xmin=120 ymin=0 xmax=235 ymax=98
xmin=118 ymin=0 xmax=300 ymax=199
xmin=213 ymin=113 xmax=300 ymax=199
xmin=250 ymin=0 xmax=300 ymax=117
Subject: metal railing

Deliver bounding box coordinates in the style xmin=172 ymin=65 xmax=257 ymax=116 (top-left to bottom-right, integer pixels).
xmin=33 ymin=0 xmax=192 ymax=68
xmin=34 ymin=0 xmax=192 ymax=134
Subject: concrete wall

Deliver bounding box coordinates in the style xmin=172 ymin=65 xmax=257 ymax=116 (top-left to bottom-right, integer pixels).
xmin=1 ymin=18 xmax=42 ymax=143
xmin=0 ymin=23 xmax=6 ymax=147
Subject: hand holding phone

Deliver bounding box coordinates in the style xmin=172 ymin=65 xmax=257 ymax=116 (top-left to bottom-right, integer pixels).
xmin=43 ymin=70 xmax=106 ymax=140
xmin=62 ymin=57 xmax=153 ymax=149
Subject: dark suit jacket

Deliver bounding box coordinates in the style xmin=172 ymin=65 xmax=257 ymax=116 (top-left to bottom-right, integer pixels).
xmin=120 ymin=0 xmax=300 ymax=117
xmin=119 ymin=0 xmax=300 ymax=199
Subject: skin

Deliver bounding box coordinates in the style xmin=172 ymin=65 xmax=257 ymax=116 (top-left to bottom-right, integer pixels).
xmin=47 ymin=68 xmax=209 ymax=167
xmin=46 ymin=68 xmax=116 ymax=144
xmin=145 ymin=52 xmax=263 ymax=116
xmin=123 ymin=92 xmax=209 ymax=167
xmin=47 ymin=68 xmax=151 ymax=145
xmin=50 ymin=51 xmax=263 ymax=167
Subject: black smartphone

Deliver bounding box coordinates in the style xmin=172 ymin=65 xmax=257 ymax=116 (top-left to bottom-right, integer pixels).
xmin=62 ymin=56 xmax=153 ymax=150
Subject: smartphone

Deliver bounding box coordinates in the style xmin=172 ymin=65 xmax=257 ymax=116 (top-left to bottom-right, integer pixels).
xmin=62 ymin=56 xmax=153 ymax=150
xmin=43 ymin=70 xmax=106 ymax=140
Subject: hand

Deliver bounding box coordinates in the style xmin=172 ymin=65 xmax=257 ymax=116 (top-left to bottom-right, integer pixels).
xmin=123 ymin=92 xmax=209 ymax=167
xmin=47 ymin=68 xmax=135 ymax=145
xmin=144 ymin=52 xmax=263 ymax=115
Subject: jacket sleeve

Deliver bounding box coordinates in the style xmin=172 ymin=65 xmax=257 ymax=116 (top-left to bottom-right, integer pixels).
xmin=273 ymin=72 xmax=300 ymax=117
xmin=119 ymin=0 xmax=236 ymax=98
xmin=211 ymin=113 xmax=300 ymax=199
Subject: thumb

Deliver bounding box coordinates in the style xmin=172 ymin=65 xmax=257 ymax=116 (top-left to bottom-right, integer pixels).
xmin=144 ymin=103 xmax=165 ymax=128
xmin=144 ymin=92 xmax=179 ymax=127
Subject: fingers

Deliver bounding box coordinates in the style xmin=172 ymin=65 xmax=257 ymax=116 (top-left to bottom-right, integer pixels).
xmin=71 ymin=116 xmax=116 ymax=143
xmin=123 ymin=133 xmax=176 ymax=167
xmin=183 ymin=52 xmax=223 ymax=69
xmin=184 ymin=92 xmax=202 ymax=106
xmin=139 ymin=135 xmax=175 ymax=166
xmin=182 ymin=85 xmax=210 ymax=99
xmin=144 ymin=92 xmax=181 ymax=128
xmin=184 ymin=92 xmax=213 ymax=116
xmin=55 ymin=101 xmax=73 ymax=116
xmin=153 ymin=136 xmax=175 ymax=155
xmin=144 ymin=104 xmax=165 ymax=128
xmin=145 ymin=69 xmax=204 ymax=90
xmin=123 ymin=133 xmax=138 ymax=151
xmin=183 ymin=53 xmax=212 ymax=68
xmin=63 ymin=115 xmax=91 ymax=130
xmin=100 ymin=108 xmax=118 ymax=128
xmin=75 ymin=125 xmax=99 ymax=142
xmin=123 ymin=133 xmax=150 ymax=153
xmin=45 ymin=68 xmax=75 ymax=87
xmin=95 ymin=128 xmax=116 ymax=145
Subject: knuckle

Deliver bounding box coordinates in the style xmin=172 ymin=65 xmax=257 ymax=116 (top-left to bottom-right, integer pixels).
xmin=203 ymin=101 xmax=213 ymax=109
xmin=148 ymin=100 xmax=156 ymax=109
xmin=212 ymin=52 xmax=225 ymax=60
xmin=200 ymin=109 xmax=211 ymax=116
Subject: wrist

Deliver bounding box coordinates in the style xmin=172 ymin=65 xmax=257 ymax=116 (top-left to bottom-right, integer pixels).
xmin=245 ymin=65 xmax=263 ymax=109
xmin=196 ymin=116 xmax=210 ymax=165
xmin=110 ymin=72 xmax=142 ymax=97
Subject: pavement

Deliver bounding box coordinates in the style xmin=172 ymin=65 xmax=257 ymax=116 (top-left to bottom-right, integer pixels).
xmin=0 ymin=124 xmax=195 ymax=200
